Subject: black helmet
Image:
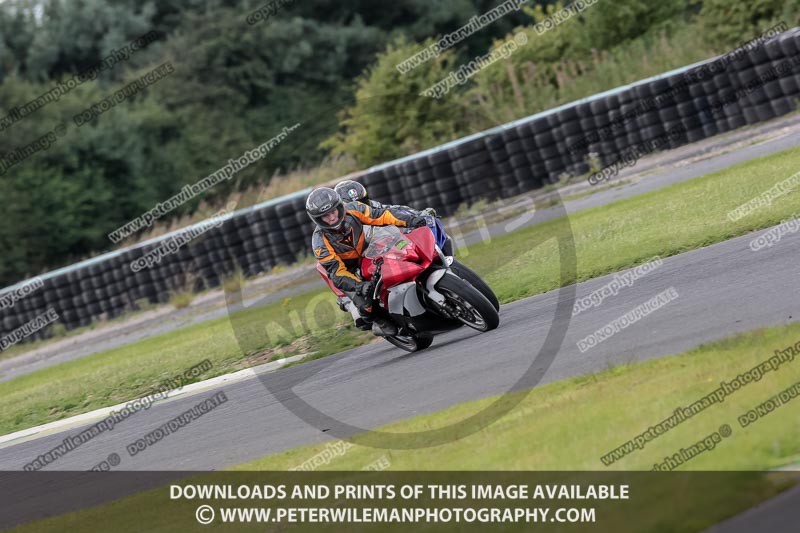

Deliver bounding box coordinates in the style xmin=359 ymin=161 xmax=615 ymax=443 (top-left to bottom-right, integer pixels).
xmin=334 ymin=179 xmax=368 ymax=203
xmin=306 ymin=187 xmax=346 ymax=231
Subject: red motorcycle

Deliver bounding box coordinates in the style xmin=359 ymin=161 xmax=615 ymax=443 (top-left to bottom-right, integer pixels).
xmin=316 ymin=225 xmax=499 ymax=352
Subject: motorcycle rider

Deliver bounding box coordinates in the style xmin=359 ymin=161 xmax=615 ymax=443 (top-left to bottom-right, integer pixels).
xmin=307 ymin=187 xmax=429 ymax=336
xmin=333 ymin=179 xmax=454 ymax=256
xmin=334 ymin=180 xmax=418 ymax=215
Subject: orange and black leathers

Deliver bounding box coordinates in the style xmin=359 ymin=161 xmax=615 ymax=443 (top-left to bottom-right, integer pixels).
xmin=312 ymin=201 xmax=418 ymax=293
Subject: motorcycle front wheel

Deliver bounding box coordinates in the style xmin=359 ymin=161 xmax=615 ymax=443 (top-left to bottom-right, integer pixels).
xmin=449 ymin=259 xmax=500 ymax=311
xmin=436 ymin=273 xmax=500 ymax=332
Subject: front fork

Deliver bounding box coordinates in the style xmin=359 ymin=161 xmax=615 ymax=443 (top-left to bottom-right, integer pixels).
xmin=424 ymin=268 xmax=448 ymax=307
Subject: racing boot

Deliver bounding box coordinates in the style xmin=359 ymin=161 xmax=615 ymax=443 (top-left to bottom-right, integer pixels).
xmin=340 ymin=296 xmax=370 ymax=330
xmin=371 ymin=317 xmax=398 ymax=337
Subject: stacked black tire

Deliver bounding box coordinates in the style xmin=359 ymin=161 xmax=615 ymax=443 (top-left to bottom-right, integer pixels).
xmin=572 ymin=27 xmax=800 ymax=171
xmin=3 ymin=28 xmax=800 ymax=345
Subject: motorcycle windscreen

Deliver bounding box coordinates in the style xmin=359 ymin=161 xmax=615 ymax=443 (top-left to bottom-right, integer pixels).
xmin=363 ymin=226 xmax=408 ymax=259
xmin=361 ymin=225 xmax=436 ymax=287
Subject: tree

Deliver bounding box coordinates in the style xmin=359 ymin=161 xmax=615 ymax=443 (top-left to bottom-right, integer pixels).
xmin=25 ymin=0 xmax=156 ymax=81
xmin=321 ymin=36 xmax=468 ymax=166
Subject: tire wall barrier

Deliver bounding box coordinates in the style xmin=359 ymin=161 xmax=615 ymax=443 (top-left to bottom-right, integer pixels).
xmin=4 ymin=27 xmax=800 ymax=344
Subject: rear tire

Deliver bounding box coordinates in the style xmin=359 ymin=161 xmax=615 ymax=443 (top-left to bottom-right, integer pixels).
xmin=384 ymin=333 xmax=434 ymax=353
xmin=436 ymin=273 xmax=500 ymax=332
xmin=449 ymin=260 xmax=500 ymax=311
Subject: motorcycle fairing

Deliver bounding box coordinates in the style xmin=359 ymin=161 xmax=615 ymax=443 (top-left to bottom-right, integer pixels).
xmin=316 ymin=262 xmax=346 ymax=297
xmin=386 ymin=281 xmax=427 ymax=317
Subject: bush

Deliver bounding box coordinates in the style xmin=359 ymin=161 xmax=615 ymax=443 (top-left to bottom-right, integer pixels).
xmin=321 ymin=36 xmax=469 ymax=166
xmin=579 ymin=0 xmax=687 ymax=50
xmin=464 ymin=11 xmax=712 ymax=128
xmin=169 ymin=290 xmax=195 ymax=309
xmin=221 ymin=268 xmax=245 ymax=294
xmin=700 ymin=0 xmax=791 ymax=46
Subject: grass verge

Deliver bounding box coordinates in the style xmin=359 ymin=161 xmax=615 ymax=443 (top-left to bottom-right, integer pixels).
xmin=1 ymin=146 xmax=800 ymax=435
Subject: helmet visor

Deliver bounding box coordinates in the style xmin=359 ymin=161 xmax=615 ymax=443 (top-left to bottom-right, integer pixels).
xmin=310 ymin=203 xmax=345 ymax=231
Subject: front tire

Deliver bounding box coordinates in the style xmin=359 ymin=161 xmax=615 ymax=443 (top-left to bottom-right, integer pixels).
xmin=449 ymin=259 xmax=500 ymax=311
xmin=384 ymin=332 xmax=434 ymax=353
xmin=436 ymin=273 xmax=500 ymax=332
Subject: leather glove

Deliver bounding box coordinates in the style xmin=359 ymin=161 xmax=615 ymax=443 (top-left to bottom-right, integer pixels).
xmin=408 ymin=216 xmax=429 ymax=228
xmin=419 ymin=207 xmax=438 ymax=218
xmin=356 ymin=280 xmax=375 ymax=299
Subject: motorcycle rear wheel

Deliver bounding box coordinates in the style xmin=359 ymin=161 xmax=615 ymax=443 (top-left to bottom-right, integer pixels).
xmin=384 ymin=332 xmax=434 ymax=353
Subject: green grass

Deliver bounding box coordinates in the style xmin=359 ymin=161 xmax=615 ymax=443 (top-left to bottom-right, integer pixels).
xmin=2 ymin=146 xmax=800 ymax=435
xmin=0 ymin=298 xmax=161 ymax=363
xmin=561 ymin=179 xmax=631 ymax=202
